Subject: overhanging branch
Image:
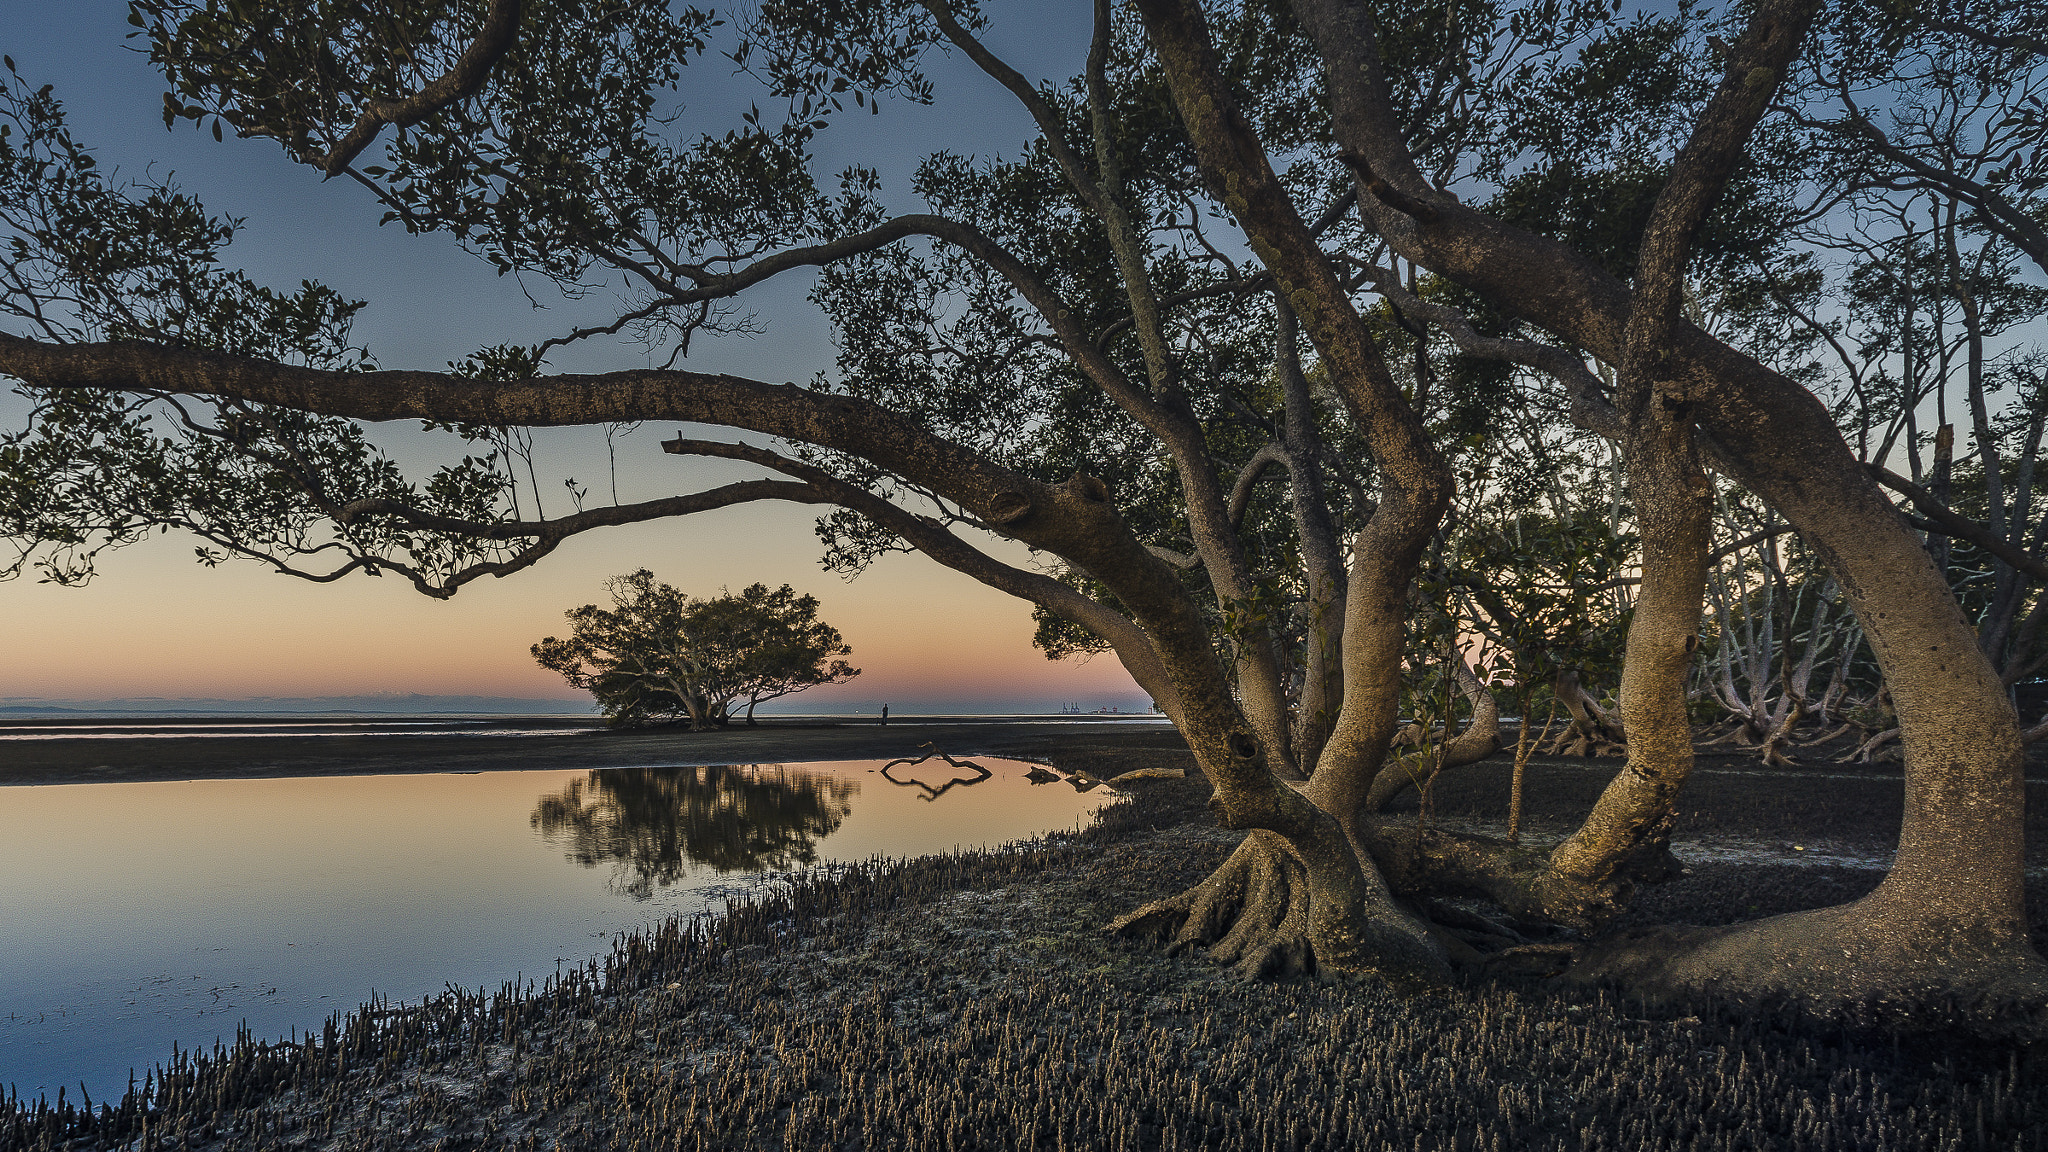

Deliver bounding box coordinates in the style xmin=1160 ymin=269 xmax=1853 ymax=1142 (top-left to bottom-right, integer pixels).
xmin=338 ymin=480 xmax=828 ymax=540
xmin=1869 ymin=464 xmax=2048 ymax=583
xmin=311 ymin=0 xmax=522 ymax=177
xmin=657 ymin=435 xmax=1187 ymax=721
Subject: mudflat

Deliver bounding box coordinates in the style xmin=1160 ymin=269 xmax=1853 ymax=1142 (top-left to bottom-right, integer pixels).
xmin=11 ymin=752 xmax=2046 ymax=1151
xmin=0 ymin=716 xmax=1189 ymax=788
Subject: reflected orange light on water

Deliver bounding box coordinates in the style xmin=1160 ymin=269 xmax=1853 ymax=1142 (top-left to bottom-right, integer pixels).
xmin=0 ymin=757 xmax=1116 ymax=1099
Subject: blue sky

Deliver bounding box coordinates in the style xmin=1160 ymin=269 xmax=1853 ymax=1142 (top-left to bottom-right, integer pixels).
xmin=0 ymin=1 xmax=1154 ymax=714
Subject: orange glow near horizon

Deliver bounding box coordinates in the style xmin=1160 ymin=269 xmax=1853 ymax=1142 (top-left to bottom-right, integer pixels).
xmin=0 ymin=503 xmax=1144 ymax=709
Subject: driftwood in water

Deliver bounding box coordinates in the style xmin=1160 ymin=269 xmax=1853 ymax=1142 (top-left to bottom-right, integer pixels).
xmin=1106 ymin=766 xmax=1186 ymax=783
xmin=879 ymin=744 xmax=994 ymax=801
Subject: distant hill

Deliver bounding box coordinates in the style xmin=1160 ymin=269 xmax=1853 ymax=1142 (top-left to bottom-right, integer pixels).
xmin=0 ymin=694 xmax=598 ymax=717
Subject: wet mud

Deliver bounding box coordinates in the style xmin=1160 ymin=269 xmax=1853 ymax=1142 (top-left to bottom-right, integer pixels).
xmin=4 ymin=730 xmax=2045 ymax=1151
xmin=0 ymin=718 xmax=1187 ymax=789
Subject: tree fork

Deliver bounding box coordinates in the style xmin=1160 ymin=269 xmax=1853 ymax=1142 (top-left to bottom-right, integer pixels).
xmin=1291 ymin=0 xmax=2047 ymax=1015
xmin=1115 ymin=0 xmax=1456 ymax=986
xmin=1361 ymin=656 xmax=1502 ymax=812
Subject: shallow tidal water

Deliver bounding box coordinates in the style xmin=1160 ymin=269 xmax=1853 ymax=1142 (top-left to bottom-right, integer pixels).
xmin=0 ymin=757 xmax=1114 ymax=1100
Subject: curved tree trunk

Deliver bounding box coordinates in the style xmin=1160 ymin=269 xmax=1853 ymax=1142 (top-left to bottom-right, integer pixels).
xmin=1545 ymin=396 xmax=1712 ymax=895
xmin=1362 ymin=656 xmax=1502 ymax=811
xmin=1286 ymin=0 xmax=2044 ymax=1022
xmin=1052 ymin=471 xmax=1447 ymax=987
xmin=1111 ymin=446 xmax=1453 ymax=984
xmin=21 ymin=0 xmax=2031 ymax=1027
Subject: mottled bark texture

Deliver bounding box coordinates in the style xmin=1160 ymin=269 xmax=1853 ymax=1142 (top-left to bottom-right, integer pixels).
xmin=1545 ymin=0 xmax=1730 ymax=900
xmin=1543 ymin=433 xmax=1706 ymax=892
xmin=9 ymin=0 xmax=2042 ymax=1023
xmin=1107 ymin=0 xmax=1456 ymax=986
xmin=1290 ymin=0 xmax=2045 ymax=1020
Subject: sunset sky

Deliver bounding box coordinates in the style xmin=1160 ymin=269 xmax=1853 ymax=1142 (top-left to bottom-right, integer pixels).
xmin=0 ymin=2 xmax=1149 ymax=714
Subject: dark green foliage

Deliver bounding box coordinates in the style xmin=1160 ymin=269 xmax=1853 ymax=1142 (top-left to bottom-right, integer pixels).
xmin=532 ymin=571 xmax=859 ymax=728
xmin=1 ymin=0 xmax=2041 ymax=903
xmin=3 ymin=0 xmax=1836 ymax=705
xmin=137 ymin=0 xmax=733 ymax=287
xmin=0 ymin=69 xmax=569 ymax=592
xmin=1454 ymin=512 xmax=1635 ymax=687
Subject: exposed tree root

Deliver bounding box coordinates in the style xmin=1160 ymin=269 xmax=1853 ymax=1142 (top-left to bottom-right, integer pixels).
xmin=1794 ymin=720 xmax=1854 ymax=747
xmin=1107 ymin=832 xmax=1318 ymax=979
xmin=1752 ymin=695 xmax=1805 ymax=768
xmin=1541 ymin=669 xmax=1626 ymax=757
xmin=1362 ymin=821 xmax=1641 ymax=931
xmin=1834 ymin=726 xmax=1900 ymax=763
xmin=1696 ymin=721 xmax=1761 ymax=747
xmin=1560 ymin=892 xmax=2048 ymax=1041
xmin=1545 ymin=724 xmax=1627 ymax=758
xmin=878 ymin=744 xmax=985 ymax=772
xmin=1107 ymin=830 xmax=1447 ymax=985
xmin=2022 ymin=714 xmax=2048 ymax=744
xmin=1696 ymin=714 xmax=1804 ymax=765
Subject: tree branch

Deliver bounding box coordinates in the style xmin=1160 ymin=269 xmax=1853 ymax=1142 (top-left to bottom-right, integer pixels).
xmin=916 ymin=0 xmax=1113 ymax=222
xmin=1353 ymin=263 xmax=1624 ymax=440
xmin=1625 ymin=0 xmax=1820 ymax=357
xmin=1146 ymin=543 xmax=1203 ymax=570
xmin=657 ymin=436 xmax=1186 ymax=721
xmin=337 ymin=480 xmax=827 ymax=540
xmin=1868 ymin=464 xmax=2048 ymax=583
xmin=1821 ymin=96 xmax=2048 ymax=275
xmin=310 ymin=0 xmax=523 ymax=177
xmin=1227 ymin=443 xmax=1291 ymax=530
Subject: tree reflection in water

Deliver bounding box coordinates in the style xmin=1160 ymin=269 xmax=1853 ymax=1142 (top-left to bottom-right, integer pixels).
xmin=531 ymin=765 xmax=858 ymax=898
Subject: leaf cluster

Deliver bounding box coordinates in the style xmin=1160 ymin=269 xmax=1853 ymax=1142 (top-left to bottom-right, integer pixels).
xmin=532 ymin=571 xmax=860 ymax=726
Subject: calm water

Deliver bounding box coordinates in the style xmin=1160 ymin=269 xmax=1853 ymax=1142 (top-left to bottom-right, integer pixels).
xmin=0 ymin=758 xmax=1116 ymax=1100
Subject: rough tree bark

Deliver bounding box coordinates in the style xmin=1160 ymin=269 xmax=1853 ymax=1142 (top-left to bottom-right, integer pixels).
xmin=1290 ymin=0 xmax=2046 ymax=1023
xmin=0 ymin=324 xmax=1458 ymax=986
xmin=1109 ymin=0 xmax=1458 ymax=985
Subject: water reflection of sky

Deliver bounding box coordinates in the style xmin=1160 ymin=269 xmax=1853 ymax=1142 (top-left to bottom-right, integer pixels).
xmin=0 ymin=759 xmax=1114 ymax=1100
xmin=0 ymin=721 xmax=594 ymax=740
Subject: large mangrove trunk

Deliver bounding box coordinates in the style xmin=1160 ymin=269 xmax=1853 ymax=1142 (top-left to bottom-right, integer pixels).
xmin=1112 ymin=0 xmax=1459 ymax=985
xmin=1545 ymin=366 xmax=1713 ymax=898
xmin=1285 ymin=0 xmax=2045 ymax=1017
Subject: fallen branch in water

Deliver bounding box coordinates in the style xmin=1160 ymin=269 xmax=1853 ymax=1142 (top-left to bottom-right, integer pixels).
xmin=880 ymin=744 xmax=995 ymax=801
